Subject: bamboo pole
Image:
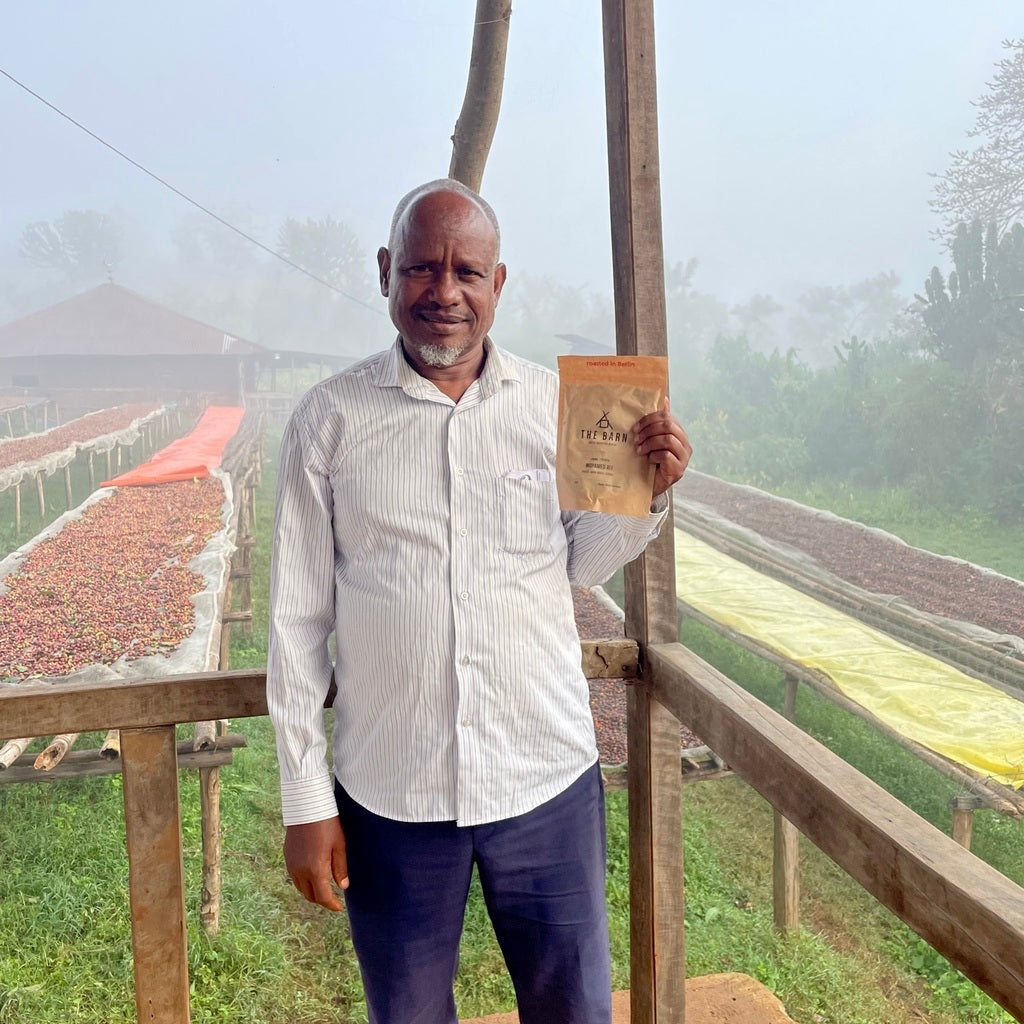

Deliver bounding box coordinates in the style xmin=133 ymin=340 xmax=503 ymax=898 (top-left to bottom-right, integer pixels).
xmin=100 ymin=729 xmax=121 ymax=759
xmin=34 ymin=732 xmax=79 ymax=771
xmin=0 ymin=737 xmax=33 ymax=769
xmin=193 ymin=721 xmax=218 ymax=751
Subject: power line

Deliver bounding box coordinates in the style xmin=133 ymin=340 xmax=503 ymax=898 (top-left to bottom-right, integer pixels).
xmin=0 ymin=66 xmax=384 ymax=315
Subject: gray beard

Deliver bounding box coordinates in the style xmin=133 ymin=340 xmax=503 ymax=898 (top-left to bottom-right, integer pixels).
xmin=416 ymin=342 xmax=466 ymax=368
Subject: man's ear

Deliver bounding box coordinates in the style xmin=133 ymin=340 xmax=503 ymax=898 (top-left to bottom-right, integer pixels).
xmin=493 ymin=262 xmax=507 ymax=305
xmin=377 ymin=247 xmax=391 ymax=297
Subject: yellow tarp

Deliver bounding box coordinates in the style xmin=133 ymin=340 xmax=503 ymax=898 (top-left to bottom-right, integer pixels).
xmin=674 ymin=528 xmax=1024 ymax=789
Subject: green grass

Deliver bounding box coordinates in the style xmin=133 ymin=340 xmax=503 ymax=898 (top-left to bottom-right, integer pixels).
xmin=3 ymin=449 xmax=1024 ymax=1021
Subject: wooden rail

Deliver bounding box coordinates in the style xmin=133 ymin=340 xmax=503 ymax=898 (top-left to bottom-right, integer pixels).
xmin=5 ymin=638 xmax=1024 ymax=1022
xmin=645 ymin=643 xmax=1024 ymax=1022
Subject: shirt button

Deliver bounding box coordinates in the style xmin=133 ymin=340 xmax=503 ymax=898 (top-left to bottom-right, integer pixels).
xmin=459 ymin=527 xmax=468 ymax=537
xmin=459 ymin=591 xmax=469 ymax=601
xmin=460 ymin=655 xmax=471 ymax=665
xmin=455 ymin=467 xmax=465 ymax=476
xmin=462 ymin=718 xmax=472 ymax=727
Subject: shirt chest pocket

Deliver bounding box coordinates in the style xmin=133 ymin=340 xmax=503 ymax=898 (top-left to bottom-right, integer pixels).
xmin=495 ymin=470 xmax=562 ymax=556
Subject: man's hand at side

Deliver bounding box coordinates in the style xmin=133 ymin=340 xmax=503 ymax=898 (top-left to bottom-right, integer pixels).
xmin=284 ymin=817 xmax=349 ymax=912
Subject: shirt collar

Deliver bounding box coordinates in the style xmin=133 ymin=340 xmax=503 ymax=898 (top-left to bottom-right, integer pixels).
xmin=372 ymin=336 xmax=520 ymax=400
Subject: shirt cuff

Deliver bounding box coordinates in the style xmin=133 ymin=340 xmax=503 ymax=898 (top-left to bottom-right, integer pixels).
xmin=280 ymin=771 xmax=338 ymax=826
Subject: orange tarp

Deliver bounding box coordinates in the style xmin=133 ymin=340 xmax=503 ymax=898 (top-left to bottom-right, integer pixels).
xmin=103 ymin=406 xmax=245 ymax=486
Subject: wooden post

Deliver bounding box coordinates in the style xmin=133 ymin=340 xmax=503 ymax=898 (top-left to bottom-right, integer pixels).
xmin=602 ymin=1 xmax=684 ymax=1019
xmin=87 ymin=451 xmax=96 ymax=491
xmin=14 ymin=482 xmax=21 ymax=533
xmin=35 ymin=471 xmax=45 ymax=517
xmin=63 ymin=464 xmax=73 ymax=509
xmin=121 ymin=726 xmax=191 ymax=1024
xmin=199 ymin=766 xmax=222 ymax=936
xmin=106 ymin=449 xmax=113 ymax=480
xmin=774 ymin=676 xmax=800 ymax=931
xmin=951 ymin=794 xmax=982 ymax=850
xmin=218 ymin=577 xmax=235 ymax=671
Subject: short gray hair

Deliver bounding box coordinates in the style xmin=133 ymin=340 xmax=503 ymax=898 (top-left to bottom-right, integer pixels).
xmin=388 ymin=178 xmax=501 ymax=258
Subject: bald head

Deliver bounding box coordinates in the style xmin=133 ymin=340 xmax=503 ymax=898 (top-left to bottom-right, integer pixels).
xmin=388 ymin=179 xmax=501 ymax=258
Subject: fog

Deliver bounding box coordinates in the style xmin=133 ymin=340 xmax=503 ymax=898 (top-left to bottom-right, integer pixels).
xmin=2 ymin=2 xmax=1022 ymax=516
xmin=0 ymin=2 xmax=1014 ymax=342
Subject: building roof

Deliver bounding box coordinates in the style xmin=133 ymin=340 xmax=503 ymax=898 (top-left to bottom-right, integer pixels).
xmin=0 ymin=283 xmax=266 ymax=358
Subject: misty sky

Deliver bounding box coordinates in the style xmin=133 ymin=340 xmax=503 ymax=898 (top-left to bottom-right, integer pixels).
xmin=1 ymin=1 xmax=1018 ymax=312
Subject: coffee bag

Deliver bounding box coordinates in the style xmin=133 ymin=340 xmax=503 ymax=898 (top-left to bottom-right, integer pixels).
xmin=556 ymin=355 xmax=668 ymax=517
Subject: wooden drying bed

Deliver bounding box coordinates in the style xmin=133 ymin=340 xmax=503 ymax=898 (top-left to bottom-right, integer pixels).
xmin=673 ymin=505 xmax=1024 ymax=824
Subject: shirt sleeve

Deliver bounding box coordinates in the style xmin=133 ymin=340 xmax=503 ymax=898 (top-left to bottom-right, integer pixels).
xmin=266 ymin=412 xmax=339 ymax=825
xmin=561 ymin=493 xmax=670 ymax=588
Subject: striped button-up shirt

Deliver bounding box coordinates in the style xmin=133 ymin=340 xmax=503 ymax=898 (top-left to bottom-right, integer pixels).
xmin=268 ymin=339 xmax=667 ymax=827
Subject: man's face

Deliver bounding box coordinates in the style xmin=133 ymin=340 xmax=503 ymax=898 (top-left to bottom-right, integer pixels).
xmin=377 ymin=190 xmax=506 ymax=372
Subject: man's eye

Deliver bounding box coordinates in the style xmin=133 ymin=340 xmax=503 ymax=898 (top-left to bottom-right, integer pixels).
xmin=458 ymin=268 xmax=483 ymax=278
xmin=405 ymin=265 xmax=431 ymax=275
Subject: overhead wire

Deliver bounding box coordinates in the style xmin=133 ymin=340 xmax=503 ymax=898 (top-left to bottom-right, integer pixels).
xmin=0 ymin=66 xmax=384 ymax=316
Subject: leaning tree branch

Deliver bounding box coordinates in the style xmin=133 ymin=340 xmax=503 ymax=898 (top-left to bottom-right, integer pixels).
xmin=448 ymin=0 xmax=512 ymax=193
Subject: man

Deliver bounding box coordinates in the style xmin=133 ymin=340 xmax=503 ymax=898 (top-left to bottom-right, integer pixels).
xmin=268 ymin=179 xmax=691 ymax=1024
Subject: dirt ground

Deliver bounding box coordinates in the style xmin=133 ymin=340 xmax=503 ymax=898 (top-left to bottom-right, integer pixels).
xmin=460 ymin=974 xmax=796 ymax=1023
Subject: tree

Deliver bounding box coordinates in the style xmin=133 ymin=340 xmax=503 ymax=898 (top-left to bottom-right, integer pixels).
xmin=448 ymin=0 xmax=511 ymax=191
xmin=730 ymin=293 xmax=783 ymax=348
xmin=19 ymin=210 xmax=123 ymax=285
xmin=918 ymin=219 xmax=1024 ymax=373
xmin=663 ymin=258 xmax=730 ymax=356
xmin=786 ymin=271 xmax=906 ymax=366
xmin=276 ymin=215 xmax=372 ymax=296
xmin=932 ymin=39 xmax=1024 ymax=237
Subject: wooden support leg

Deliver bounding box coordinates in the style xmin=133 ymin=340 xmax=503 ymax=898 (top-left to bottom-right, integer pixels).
xmin=121 ymin=726 xmax=191 ymax=1024
xmin=951 ymin=795 xmax=982 ymax=850
xmin=63 ymin=464 xmax=73 ymax=509
xmin=628 ymin=685 xmax=685 ymax=1024
xmin=88 ymin=451 xmax=96 ymax=491
xmin=35 ymin=471 xmax=46 ymax=517
xmin=14 ymin=482 xmax=21 ymax=533
xmin=774 ymin=675 xmax=800 ymax=931
xmin=773 ymin=811 xmax=800 ymax=932
xmin=199 ymin=765 xmax=222 ymax=936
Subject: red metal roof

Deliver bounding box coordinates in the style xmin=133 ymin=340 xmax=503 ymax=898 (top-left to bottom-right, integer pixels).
xmin=0 ymin=283 xmax=266 ymax=358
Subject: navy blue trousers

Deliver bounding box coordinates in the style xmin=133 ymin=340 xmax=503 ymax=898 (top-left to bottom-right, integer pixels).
xmin=334 ymin=762 xmax=612 ymax=1024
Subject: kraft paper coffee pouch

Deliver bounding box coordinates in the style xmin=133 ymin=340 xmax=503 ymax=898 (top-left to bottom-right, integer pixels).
xmin=556 ymin=355 xmax=668 ymax=517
